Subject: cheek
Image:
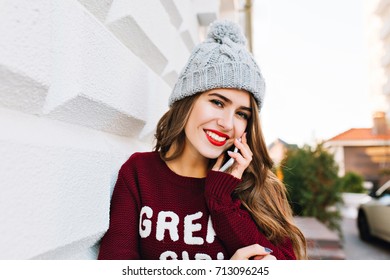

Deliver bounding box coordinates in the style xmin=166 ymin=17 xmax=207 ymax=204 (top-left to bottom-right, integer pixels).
xmin=190 ymin=105 xmax=215 ymax=125
xmin=235 ymin=121 xmax=248 ymax=138
xmin=185 ymin=105 xmax=210 ymax=134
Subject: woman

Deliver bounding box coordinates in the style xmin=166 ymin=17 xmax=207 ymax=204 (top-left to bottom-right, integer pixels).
xmin=98 ymin=20 xmax=307 ymax=260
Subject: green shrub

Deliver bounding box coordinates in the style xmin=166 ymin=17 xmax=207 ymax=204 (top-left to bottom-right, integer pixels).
xmin=338 ymin=172 xmax=365 ymax=193
xmin=281 ymin=143 xmax=343 ymax=235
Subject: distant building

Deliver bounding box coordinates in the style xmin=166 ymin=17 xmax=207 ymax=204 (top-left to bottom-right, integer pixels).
xmin=268 ymin=138 xmax=298 ymax=166
xmin=267 ymin=138 xmax=298 ymax=180
xmin=325 ymin=112 xmax=390 ymax=188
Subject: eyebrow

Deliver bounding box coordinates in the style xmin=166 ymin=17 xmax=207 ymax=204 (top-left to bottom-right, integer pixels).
xmin=208 ymin=92 xmax=252 ymax=113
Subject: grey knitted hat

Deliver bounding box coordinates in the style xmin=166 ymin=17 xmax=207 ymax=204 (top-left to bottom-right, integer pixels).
xmin=168 ymin=19 xmax=265 ymax=110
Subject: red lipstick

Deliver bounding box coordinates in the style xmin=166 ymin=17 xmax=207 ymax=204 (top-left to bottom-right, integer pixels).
xmin=204 ymin=129 xmax=230 ymax=147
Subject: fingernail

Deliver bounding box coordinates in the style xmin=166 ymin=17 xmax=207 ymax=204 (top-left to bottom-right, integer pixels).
xmin=264 ymin=247 xmax=273 ymax=253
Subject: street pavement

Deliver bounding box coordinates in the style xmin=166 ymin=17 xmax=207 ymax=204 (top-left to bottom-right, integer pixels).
xmin=339 ymin=193 xmax=390 ymax=260
xmin=341 ymin=217 xmax=390 ymax=260
xmin=296 ymin=193 xmax=390 ymax=260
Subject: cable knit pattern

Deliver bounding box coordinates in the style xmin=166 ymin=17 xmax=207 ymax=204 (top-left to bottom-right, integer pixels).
xmin=98 ymin=151 xmax=295 ymax=260
xmin=168 ymin=20 xmax=265 ymax=110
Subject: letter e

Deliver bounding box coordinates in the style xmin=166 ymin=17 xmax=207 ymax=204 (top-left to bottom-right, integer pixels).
xmin=184 ymin=212 xmax=204 ymax=245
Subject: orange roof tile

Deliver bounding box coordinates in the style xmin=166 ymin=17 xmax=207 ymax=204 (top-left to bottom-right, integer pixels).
xmin=327 ymin=128 xmax=390 ymax=141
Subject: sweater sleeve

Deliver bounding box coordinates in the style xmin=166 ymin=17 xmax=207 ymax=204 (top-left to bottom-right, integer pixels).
xmin=98 ymin=167 xmax=140 ymax=260
xmin=204 ymin=170 xmax=296 ymax=260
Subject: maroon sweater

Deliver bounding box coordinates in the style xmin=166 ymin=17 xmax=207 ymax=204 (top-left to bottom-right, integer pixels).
xmin=98 ymin=151 xmax=296 ymax=260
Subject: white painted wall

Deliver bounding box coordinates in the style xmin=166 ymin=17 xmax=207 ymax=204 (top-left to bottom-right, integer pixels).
xmin=0 ymin=0 xmax=242 ymax=259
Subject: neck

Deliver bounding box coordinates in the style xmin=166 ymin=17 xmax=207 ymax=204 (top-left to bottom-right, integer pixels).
xmin=166 ymin=147 xmax=209 ymax=178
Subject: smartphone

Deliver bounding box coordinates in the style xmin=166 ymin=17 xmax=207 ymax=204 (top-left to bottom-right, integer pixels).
xmin=219 ymin=146 xmax=238 ymax=172
xmin=219 ymin=138 xmax=241 ymax=172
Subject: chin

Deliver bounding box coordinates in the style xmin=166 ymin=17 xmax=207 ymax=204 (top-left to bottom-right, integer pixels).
xmin=200 ymin=148 xmax=224 ymax=160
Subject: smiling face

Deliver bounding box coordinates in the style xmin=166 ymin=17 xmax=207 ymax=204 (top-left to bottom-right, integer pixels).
xmin=183 ymin=88 xmax=252 ymax=160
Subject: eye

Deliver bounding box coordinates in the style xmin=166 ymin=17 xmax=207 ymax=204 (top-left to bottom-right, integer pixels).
xmin=237 ymin=111 xmax=250 ymax=120
xmin=210 ymin=99 xmax=224 ymax=108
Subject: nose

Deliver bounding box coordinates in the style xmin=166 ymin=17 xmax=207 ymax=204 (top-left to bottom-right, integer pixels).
xmin=217 ymin=110 xmax=234 ymax=132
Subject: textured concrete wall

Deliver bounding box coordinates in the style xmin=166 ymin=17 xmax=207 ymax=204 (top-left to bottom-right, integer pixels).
xmin=0 ymin=0 xmax=240 ymax=259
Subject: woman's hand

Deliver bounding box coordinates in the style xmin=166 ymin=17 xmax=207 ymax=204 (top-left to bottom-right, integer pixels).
xmin=213 ymin=132 xmax=253 ymax=179
xmin=230 ymin=244 xmax=277 ymax=260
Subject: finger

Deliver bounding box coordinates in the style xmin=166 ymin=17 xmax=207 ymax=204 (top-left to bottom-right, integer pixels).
xmin=227 ymin=150 xmax=238 ymax=159
xmin=230 ymin=244 xmax=271 ymax=260
xmin=257 ymin=254 xmax=277 ymax=260
xmin=242 ymin=133 xmax=253 ymax=156
xmin=253 ymin=254 xmax=277 ymax=260
xmin=226 ymin=149 xmax=248 ymax=167
xmin=212 ymin=153 xmax=225 ymax=171
xmin=234 ymin=137 xmax=253 ymax=160
xmin=241 ymin=132 xmax=247 ymax=144
xmin=227 ymin=148 xmax=251 ymax=179
xmin=228 ymin=147 xmax=251 ymax=169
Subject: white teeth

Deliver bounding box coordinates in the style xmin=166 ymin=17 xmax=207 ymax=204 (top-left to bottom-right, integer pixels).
xmin=206 ymin=131 xmax=226 ymax=142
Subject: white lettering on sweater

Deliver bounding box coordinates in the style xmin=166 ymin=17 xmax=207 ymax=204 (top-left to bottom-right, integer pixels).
xmin=159 ymin=251 xmax=224 ymax=260
xmin=184 ymin=212 xmax=203 ymax=245
xmin=139 ymin=206 xmax=153 ymax=238
xmin=159 ymin=250 xmax=177 ymax=259
xmin=156 ymin=211 xmax=179 ymax=241
xmin=206 ymin=215 xmax=216 ymax=243
xmin=139 ymin=206 xmax=217 ymax=244
xmin=139 ymin=206 xmax=224 ymax=259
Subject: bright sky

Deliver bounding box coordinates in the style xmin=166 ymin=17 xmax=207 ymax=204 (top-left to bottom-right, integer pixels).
xmin=252 ymin=0 xmax=373 ymax=147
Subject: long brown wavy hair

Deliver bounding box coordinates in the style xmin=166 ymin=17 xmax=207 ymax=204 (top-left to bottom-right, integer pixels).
xmin=154 ymin=92 xmax=307 ymax=259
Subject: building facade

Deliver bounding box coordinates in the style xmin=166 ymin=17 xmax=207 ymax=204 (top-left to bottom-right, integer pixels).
xmin=340 ymin=0 xmax=390 ymax=188
xmin=325 ymin=112 xmax=390 ymax=189
xmin=0 ymin=0 xmax=252 ymax=259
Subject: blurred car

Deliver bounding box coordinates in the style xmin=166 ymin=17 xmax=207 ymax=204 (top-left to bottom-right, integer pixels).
xmin=357 ymin=180 xmax=390 ymax=243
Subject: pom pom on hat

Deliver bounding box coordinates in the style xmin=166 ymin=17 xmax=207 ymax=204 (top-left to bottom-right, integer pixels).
xmin=206 ymin=19 xmax=246 ymax=45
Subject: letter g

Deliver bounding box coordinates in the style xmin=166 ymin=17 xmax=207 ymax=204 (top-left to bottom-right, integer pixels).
xmin=139 ymin=206 xmax=153 ymax=238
